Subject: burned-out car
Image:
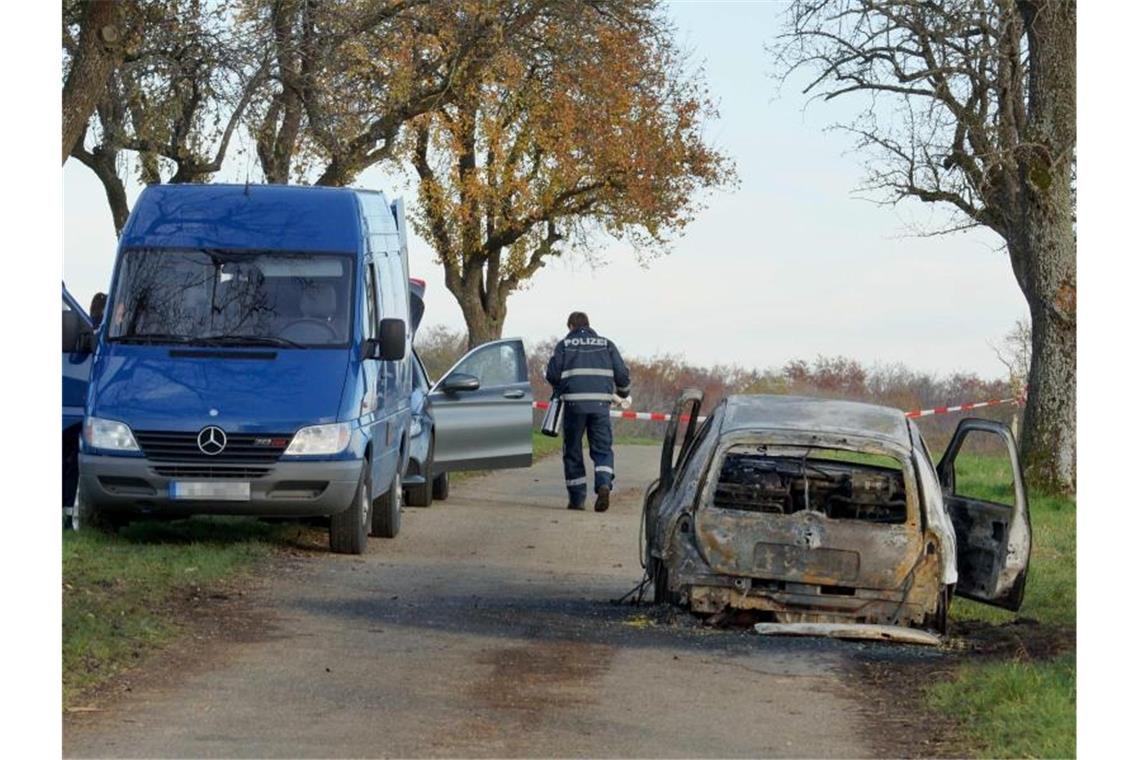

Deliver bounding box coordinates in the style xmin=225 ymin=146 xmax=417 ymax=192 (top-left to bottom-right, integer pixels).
xmin=643 ymin=391 xmax=1030 ymax=638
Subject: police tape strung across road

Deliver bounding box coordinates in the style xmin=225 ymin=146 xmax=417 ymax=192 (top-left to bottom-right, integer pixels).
xmin=903 ymin=396 xmax=1023 ymax=419
xmin=533 ymin=396 xmax=1024 ymax=423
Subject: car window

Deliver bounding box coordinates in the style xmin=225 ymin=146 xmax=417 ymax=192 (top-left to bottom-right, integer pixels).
xmin=944 ymin=429 xmax=1016 ymax=506
xmin=108 ymin=248 xmax=354 ymax=347
xmin=447 ymin=341 xmax=525 ymax=387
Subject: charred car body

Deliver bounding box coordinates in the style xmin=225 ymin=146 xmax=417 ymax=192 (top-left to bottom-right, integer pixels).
xmin=643 ymin=392 xmax=1031 ymax=635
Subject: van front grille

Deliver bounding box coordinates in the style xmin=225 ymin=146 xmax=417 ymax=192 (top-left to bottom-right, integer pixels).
xmin=135 ymin=430 xmax=291 ymax=463
xmin=152 ymin=465 xmax=272 ymax=479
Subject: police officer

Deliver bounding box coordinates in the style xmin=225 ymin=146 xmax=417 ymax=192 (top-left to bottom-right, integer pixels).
xmin=545 ymin=311 xmax=631 ymax=512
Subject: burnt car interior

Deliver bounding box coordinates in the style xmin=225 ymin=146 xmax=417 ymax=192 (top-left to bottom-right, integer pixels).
xmin=713 ymin=446 xmax=907 ymax=524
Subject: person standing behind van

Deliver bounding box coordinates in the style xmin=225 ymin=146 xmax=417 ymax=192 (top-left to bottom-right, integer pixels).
xmin=545 ymin=312 xmax=631 ymax=512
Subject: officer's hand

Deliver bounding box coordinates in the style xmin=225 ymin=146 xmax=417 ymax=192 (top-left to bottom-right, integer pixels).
xmin=612 ymin=393 xmax=632 ymax=410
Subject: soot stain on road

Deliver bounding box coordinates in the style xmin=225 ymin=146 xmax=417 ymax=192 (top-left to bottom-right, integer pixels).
xmin=475 ymin=640 xmax=616 ymax=714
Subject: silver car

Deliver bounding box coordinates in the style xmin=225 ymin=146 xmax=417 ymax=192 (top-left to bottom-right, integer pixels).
xmin=402 ymin=281 xmax=534 ymax=506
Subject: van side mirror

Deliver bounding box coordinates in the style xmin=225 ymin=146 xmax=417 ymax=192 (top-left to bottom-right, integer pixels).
xmin=62 ymin=310 xmax=92 ymax=354
xmin=377 ymin=318 xmax=406 ymax=361
xmin=89 ymin=292 xmax=107 ymax=326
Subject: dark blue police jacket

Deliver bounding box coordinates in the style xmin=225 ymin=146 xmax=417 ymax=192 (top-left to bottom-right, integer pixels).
xmin=545 ymin=327 xmax=631 ymax=414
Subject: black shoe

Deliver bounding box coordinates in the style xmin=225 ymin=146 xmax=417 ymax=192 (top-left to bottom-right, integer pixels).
xmin=594 ymin=486 xmax=611 ymax=513
xmin=567 ymin=501 xmax=586 ymax=511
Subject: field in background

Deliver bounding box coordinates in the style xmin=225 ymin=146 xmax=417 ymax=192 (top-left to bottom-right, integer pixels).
xmin=414 ymin=327 xmax=1020 ymax=452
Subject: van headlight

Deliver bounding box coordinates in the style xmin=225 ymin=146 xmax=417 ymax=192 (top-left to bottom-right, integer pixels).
xmin=284 ymin=422 xmax=352 ymax=456
xmin=85 ymin=417 xmax=140 ymax=452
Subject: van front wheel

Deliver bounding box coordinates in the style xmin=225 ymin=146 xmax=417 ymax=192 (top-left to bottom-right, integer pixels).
xmin=371 ymin=470 xmax=401 ymax=538
xmin=330 ymin=465 xmax=371 ymax=554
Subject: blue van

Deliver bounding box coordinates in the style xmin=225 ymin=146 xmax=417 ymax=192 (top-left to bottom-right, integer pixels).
xmin=64 ymin=183 xmax=497 ymax=554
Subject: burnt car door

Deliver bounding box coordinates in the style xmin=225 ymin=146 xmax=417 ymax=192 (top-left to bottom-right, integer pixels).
xmin=643 ymin=390 xmax=705 ymax=564
xmin=936 ymin=418 xmax=1032 ymax=610
xmin=429 ymin=338 xmax=534 ymax=472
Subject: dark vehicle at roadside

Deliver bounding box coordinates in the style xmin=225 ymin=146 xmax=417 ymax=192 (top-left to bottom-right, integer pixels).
xmin=62 ymin=285 xmax=94 ymax=512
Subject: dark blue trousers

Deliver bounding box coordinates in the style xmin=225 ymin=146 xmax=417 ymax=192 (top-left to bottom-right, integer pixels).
xmin=562 ymin=408 xmax=615 ymax=505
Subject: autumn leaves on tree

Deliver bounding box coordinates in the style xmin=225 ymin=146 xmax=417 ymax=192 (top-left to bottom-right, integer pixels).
xmin=405 ymin=2 xmax=734 ymax=347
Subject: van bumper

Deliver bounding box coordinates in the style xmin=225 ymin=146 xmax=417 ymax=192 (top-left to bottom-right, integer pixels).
xmin=78 ymin=454 xmax=363 ymax=518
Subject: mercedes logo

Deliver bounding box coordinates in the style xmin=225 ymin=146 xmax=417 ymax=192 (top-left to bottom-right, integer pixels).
xmin=197 ymin=426 xmax=227 ymax=456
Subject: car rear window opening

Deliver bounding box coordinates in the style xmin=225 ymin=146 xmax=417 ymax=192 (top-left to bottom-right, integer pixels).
xmin=712 ymin=445 xmax=907 ymax=524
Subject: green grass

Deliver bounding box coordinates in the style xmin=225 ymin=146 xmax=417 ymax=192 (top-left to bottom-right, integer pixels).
xmin=62 ymin=518 xmax=308 ymax=707
xmin=613 ymin=434 xmax=660 ymax=446
xmin=925 ymin=452 xmax=1076 ymax=758
xmin=928 ymin=654 xmax=1076 ymax=758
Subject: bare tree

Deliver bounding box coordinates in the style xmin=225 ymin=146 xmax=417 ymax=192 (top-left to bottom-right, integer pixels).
xmin=247 ymin=0 xmax=551 ymax=187
xmin=775 ymin=0 xmax=1075 ymax=493
xmin=65 ymin=1 xmax=269 ymax=235
xmin=993 ymin=317 xmax=1032 ymax=400
xmin=62 ymin=1 xmax=136 ymax=164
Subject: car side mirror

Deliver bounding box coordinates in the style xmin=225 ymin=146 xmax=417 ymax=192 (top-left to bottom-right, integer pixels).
xmin=62 ymin=310 xmax=92 ymax=354
xmin=441 ymin=373 xmax=480 ymax=394
xmin=373 ymin=318 xmax=406 ymax=361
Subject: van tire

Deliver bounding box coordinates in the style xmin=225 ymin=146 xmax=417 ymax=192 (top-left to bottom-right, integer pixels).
xmin=405 ymin=441 xmax=434 ymax=508
xmin=431 ymin=471 xmax=449 ymax=501
xmin=371 ymin=470 xmax=401 ymax=538
xmin=330 ymin=465 xmax=371 ymax=554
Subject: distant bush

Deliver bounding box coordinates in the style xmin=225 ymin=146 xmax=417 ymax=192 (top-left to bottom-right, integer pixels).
xmin=414 ymin=326 xmax=468 ymax=379
xmin=417 ymin=327 xmax=1019 ymax=451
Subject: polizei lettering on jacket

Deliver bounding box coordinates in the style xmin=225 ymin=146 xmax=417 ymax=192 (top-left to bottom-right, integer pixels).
xmin=563 ymin=337 xmax=609 ymax=347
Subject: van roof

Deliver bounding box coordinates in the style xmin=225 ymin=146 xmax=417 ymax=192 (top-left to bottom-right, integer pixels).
xmin=120 ymin=184 xmax=384 ymax=253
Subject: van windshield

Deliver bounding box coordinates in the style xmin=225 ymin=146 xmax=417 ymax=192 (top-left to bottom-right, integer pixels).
xmin=107 ymin=249 xmax=354 ymax=348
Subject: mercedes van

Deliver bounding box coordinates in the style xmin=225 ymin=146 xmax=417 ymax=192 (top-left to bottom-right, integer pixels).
xmin=66 ymin=183 xmax=536 ymax=554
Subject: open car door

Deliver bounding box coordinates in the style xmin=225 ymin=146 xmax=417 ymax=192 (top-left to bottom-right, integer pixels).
xmin=643 ymin=389 xmax=703 ymax=567
xmin=936 ymin=418 xmax=1032 ymax=610
xmin=429 ymin=338 xmax=533 ymax=473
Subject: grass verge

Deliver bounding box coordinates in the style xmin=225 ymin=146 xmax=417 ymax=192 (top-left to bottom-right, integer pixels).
xmin=62 ymin=518 xmax=314 ymax=709
xmin=924 ymin=453 xmax=1076 ymax=758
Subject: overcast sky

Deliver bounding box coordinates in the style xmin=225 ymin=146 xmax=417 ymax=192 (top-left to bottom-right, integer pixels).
xmin=62 ymin=0 xmax=1027 ymax=378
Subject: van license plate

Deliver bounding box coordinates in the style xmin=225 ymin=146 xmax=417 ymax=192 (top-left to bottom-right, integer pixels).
xmin=169 ymin=482 xmax=251 ymax=501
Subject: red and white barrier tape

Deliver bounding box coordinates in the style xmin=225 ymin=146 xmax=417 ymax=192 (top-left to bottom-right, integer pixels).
xmin=532 ymin=399 xmax=704 ymax=423
xmin=534 ymin=396 xmax=1024 ymax=423
xmin=903 ymin=397 xmax=1022 ymax=419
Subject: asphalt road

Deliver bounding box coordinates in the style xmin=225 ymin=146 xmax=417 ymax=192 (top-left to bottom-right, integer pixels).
xmin=65 ymin=445 xmax=877 ymax=758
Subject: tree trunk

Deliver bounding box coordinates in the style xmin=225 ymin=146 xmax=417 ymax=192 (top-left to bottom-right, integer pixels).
xmin=1011 ymin=197 xmax=1076 ymax=494
xmin=1020 ymin=291 xmax=1075 ymax=494
xmin=452 ymin=276 xmax=507 ymax=350
xmin=71 ymin=141 xmax=129 ymax=235
xmin=62 ymin=1 xmax=125 ymax=164
xmin=1011 ymin=0 xmax=1076 ymax=495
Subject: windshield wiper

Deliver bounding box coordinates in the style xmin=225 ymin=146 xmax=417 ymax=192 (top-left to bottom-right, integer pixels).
xmin=194 ymin=334 xmax=307 ymax=349
xmin=109 ymin=333 xmax=196 ymax=345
